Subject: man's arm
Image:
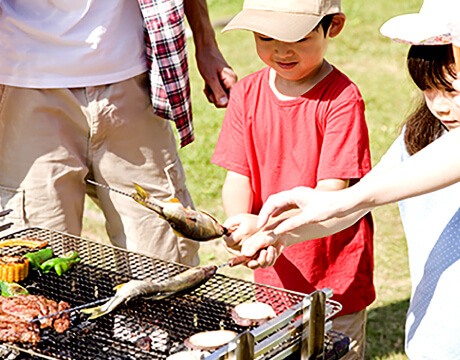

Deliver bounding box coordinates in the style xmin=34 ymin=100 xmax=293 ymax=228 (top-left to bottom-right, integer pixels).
xmin=184 ymin=0 xmax=237 ymax=108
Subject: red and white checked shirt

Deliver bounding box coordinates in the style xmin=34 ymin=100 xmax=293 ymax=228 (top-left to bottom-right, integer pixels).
xmin=138 ymin=0 xmax=193 ymax=147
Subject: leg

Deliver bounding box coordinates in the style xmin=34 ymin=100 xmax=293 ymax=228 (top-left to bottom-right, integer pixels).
xmin=0 ymin=85 xmax=88 ymax=235
xmin=86 ymin=74 xmax=199 ymax=266
xmin=331 ymin=309 xmax=367 ymax=360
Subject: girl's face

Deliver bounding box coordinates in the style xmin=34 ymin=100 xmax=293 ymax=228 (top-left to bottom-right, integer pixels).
xmin=424 ymin=85 xmax=460 ymax=131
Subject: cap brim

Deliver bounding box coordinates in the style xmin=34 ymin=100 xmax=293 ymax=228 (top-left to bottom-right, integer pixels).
xmin=222 ymin=9 xmax=322 ymax=42
xmin=380 ymin=13 xmax=451 ymax=45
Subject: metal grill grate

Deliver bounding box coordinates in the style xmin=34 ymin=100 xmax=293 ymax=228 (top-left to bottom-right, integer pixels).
xmin=0 ymin=228 xmax=344 ymax=360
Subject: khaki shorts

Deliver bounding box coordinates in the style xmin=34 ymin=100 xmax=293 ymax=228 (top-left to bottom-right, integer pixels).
xmin=331 ymin=309 xmax=367 ymax=360
xmin=0 ymin=74 xmax=199 ymax=266
xmin=284 ymin=308 xmax=367 ymax=360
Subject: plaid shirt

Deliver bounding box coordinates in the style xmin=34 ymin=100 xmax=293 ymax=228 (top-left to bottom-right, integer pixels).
xmin=138 ymin=0 xmax=194 ymax=147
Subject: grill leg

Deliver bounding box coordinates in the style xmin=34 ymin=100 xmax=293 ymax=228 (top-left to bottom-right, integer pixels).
xmin=228 ymin=331 xmax=254 ymax=360
xmin=301 ymin=290 xmax=326 ymax=360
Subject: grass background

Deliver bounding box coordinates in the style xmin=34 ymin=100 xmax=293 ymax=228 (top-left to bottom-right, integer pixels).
xmin=82 ymin=0 xmax=424 ymax=358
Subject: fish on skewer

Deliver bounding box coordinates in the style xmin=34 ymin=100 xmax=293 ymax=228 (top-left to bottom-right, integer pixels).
xmin=81 ymin=265 xmax=217 ymax=319
xmin=87 ymin=180 xmax=229 ymax=241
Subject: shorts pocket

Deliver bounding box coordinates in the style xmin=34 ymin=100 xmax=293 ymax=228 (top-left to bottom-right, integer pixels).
xmin=0 ymin=185 xmax=26 ymax=229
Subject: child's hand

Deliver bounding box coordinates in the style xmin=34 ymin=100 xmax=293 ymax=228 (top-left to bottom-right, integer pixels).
xmin=222 ymin=214 xmax=260 ymax=255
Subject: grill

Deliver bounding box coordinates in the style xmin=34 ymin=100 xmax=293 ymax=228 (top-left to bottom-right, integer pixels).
xmin=0 ymin=228 xmax=348 ymax=360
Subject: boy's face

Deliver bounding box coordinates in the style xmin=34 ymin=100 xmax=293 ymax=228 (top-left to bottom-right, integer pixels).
xmin=254 ymin=27 xmax=329 ymax=83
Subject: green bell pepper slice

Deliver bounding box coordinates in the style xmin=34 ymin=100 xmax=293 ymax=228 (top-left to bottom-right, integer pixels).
xmin=23 ymin=248 xmax=54 ymax=270
xmin=40 ymin=251 xmax=81 ymax=276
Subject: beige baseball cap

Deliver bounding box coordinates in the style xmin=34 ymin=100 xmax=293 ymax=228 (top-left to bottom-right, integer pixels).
xmin=222 ymin=0 xmax=341 ymax=42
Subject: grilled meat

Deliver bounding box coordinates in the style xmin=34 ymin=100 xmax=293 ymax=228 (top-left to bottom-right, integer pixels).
xmin=0 ymin=295 xmax=70 ymax=344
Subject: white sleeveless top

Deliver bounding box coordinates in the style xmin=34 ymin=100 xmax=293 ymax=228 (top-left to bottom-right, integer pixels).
xmin=0 ymin=0 xmax=148 ymax=88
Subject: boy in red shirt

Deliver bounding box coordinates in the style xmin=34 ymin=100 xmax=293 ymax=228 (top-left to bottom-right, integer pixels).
xmin=211 ymin=0 xmax=374 ymax=358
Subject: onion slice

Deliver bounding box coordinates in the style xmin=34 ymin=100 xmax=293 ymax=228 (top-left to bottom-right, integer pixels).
xmin=184 ymin=329 xmax=237 ymax=351
xmin=232 ymin=302 xmax=277 ymax=327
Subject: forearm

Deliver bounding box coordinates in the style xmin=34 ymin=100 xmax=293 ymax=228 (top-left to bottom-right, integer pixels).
xmin=222 ymin=172 xmax=253 ymax=218
xmin=346 ymin=127 xmax=460 ymax=213
xmin=183 ymin=0 xmax=217 ymax=48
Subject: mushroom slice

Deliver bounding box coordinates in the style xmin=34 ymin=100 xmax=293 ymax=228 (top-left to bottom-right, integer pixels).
xmin=167 ymin=350 xmax=210 ymax=360
xmin=232 ymin=302 xmax=277 ymax=327
xmin=184 ymin=329 xmax=237 ymax=351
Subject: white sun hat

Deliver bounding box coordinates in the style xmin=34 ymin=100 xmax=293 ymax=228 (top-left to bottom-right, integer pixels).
xmin=380 ymin=0 xmax=460 ymax=45
xmin=222 ymin=0 xmax=341 ymax=42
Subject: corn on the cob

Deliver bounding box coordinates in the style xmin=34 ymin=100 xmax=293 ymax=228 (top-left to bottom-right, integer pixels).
xmin=0 ymin=256 xmax=29 ymax=282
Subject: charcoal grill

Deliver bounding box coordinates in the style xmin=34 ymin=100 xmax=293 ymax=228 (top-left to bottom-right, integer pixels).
xmin=0 ymin=228 xmax=348 ymax=360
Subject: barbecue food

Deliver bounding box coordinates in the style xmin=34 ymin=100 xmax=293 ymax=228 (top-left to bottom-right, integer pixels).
xmin=231 ymin=302 xmax=277 ymax=326
xmin=184 ymin=330 xmax=237 ymax=351
xmin=87 ymin=180 xmax=229 ymax=241
xmin=167 ymin=350 xmax=210 ymax=360
xmin=0 ymin=237 xmax=48 ymax=249
xmin=0 ymin=295 xmax=70 ymax=345
xmin=40 ymin=251 xmax=81 ymax=276
xmin=23 ymin=248 xmax=54 ymax=270
xmin=0 ymin=280 xmax=29 ymax=297
xmin=0 ymin=256 xmax=29 ymax=282
xmin=81 ymin=264 xmax=218 ymax=319
xmin=132 ymin=183 xmax=228 ymax=241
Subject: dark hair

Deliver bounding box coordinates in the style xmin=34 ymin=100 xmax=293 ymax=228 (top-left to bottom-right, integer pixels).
xmin=313 ymin=14 xmax=336 ymax=37
xmin=403 ymin=44 xmax=456 ymax=155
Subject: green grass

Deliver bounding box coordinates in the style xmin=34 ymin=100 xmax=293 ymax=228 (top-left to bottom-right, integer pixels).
xmin=81 ymin=0 xmax=425 ymax=358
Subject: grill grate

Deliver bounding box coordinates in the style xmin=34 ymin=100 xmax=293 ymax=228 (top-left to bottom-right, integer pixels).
xmin=0 ymin=228 xmax=344 ymax=360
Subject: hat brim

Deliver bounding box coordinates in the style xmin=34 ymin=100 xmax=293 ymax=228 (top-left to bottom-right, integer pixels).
xmin=222 ymin=9 xmax=323 ymax=42
xmin=380 ymin=13 xmax=451 ymax=45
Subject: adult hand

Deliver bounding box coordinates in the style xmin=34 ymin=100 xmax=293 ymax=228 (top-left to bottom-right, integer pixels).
xmin=257 ymin=186 xmax=345 ymax=235
xmin=184 ymin=0 xmax=238 ymax=108
xmin=196 ymin=46 xmax=237 ymax=108
xmin=240 ymin=230 xmax=286 ymax=269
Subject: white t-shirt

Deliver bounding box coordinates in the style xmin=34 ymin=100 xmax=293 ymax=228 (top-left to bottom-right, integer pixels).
xmin=373 ymin=131 xmax=460 ymax=359
xmin=0 ymin=0 xmax=148 ymax=88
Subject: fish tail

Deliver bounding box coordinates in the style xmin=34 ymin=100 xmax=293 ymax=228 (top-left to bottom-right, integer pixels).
xmin=80 ymin=305 xmax=107 ymax=320
xmin=81 ymin=296 xmax=123 ymax=320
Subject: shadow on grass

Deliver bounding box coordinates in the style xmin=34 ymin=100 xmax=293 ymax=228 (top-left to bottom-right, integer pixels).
xmin=365 ymin=298 xmax=410 ymax=360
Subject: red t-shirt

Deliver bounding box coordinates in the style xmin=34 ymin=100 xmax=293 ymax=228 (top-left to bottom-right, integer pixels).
xmin=211 ymin=67 xmax=375 ymax=315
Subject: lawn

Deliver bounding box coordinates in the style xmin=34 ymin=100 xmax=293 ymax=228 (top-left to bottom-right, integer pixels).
xmin=82 ymin=0 xmax=424 ymax=359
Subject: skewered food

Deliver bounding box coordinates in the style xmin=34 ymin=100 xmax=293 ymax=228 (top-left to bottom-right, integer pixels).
xmin=0 ymin=295 xmax=70 ymax=345
xmin=81 ymin=265 xmax=218 ymax=319
xmin=231 ymin=302 xmax=277 ymax=327
xmin=87 ymin=180 xmax=228 ymax=241
xmin=0 ymin=237 xmax=48 ymax=249
xmin=0 ymin=256 xmax=29 ymax=282
xmin=184 ymin=330 xmax=237 ymax=351
xmin=132 ymin=183 xmax=228 ymax=241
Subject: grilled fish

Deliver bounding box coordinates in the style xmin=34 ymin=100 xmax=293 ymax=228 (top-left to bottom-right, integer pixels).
xmin=132 ymin=183 xmax=228 ymax=241
xmin=81 ymin=265 xmax=217 ymax=319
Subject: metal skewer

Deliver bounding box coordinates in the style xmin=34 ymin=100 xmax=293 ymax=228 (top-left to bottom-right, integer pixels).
xmin=29 ymin=297 xmax=113 ymax=323
xmin=0 ymin=209 xmax=13 ymax=233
